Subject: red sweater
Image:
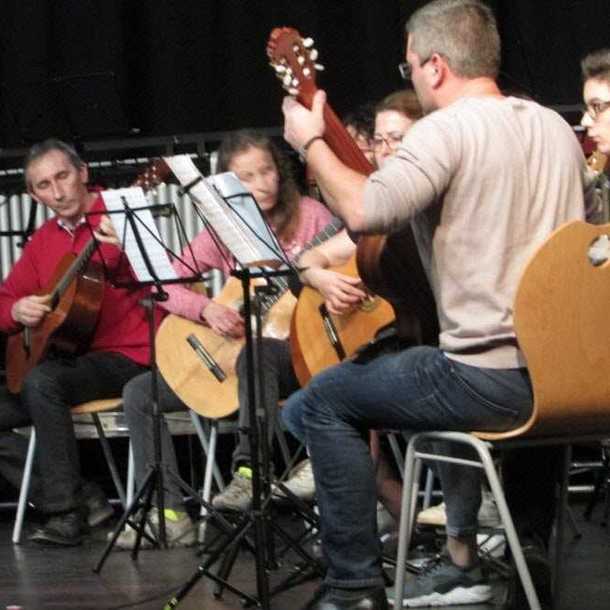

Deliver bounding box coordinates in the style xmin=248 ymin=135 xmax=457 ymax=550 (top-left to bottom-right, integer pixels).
xmin=0 ymin=192 xmax=161 ymax=366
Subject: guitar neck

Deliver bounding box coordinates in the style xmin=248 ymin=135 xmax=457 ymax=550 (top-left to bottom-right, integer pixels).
xmin=53 ymin=236 xmax=97 ymax=302
xmin=321 ymin=104 xmax=374 ymax=176
xmin=297 ymin=82 xmax=374 ymax=177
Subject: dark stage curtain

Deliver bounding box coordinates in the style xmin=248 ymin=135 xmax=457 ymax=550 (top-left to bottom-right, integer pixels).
xmin=0 ymin=0 xmax=608 ymax=146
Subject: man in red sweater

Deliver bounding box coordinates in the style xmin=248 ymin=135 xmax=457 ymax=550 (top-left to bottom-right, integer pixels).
xmin=0 ymin=139 xmax=158 ymax=545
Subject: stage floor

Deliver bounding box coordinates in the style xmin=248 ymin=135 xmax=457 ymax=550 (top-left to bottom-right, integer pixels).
xmin=0 ymin=500 xmax=608 ymax=610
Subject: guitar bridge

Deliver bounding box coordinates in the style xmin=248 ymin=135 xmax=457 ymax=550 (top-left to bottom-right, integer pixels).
xmin=187 ymin=334 xmax=226 ymax=382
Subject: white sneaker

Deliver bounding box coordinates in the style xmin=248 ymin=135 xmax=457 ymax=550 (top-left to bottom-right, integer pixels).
xmin=477 ymin=533 xmax=506 ymax=558
xmin=377 ymin=501 xmax=396 ymax=538
xmin=212 ymin=470 xmax=253 ymax=511
xmin=272 ymin=459 xmax=316 ymax=502
xmin=416 ymin=491 xmax=502 ymax=529
xmin=111 ymin=508 xmax=196 ymax=550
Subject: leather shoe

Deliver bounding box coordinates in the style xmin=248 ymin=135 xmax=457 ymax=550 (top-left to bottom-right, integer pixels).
xmin=29 ymin=509 xmax=87 ymax=546
xmin=81 ymin=481 xmax=114 ymax=527
xmin=303 ymin=586 xmax=388 ymax=610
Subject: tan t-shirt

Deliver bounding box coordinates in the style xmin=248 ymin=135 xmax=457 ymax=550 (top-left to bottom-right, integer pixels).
xmin=363 ymin=96 xmax=595 ymax=368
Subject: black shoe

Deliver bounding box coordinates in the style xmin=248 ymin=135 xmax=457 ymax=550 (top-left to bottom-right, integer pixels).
xmin=29 ymin=510 xmax=87 ymax=546
xmin=303 ymin=586 xmax=388 ymax=610
xmin=509 ymin=544 xmax=553 ymax=610
xmin=82 ymin=481 xmax=114 ymax=527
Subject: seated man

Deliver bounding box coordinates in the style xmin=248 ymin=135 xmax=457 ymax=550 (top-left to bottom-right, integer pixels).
xmin=279 ymin=1 xmax=595 ymax=609
xmin=0 ymin=139 xmax=158 ymax=546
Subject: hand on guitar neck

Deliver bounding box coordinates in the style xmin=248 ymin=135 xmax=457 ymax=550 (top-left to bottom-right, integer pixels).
xmin=11 ymin=294 xmax=52 ymax=328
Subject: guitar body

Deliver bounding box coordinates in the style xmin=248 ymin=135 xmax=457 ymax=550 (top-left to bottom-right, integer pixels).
xmin=357 ymin=232 xmax=439 ymax=345
xmin=156 ymin=276 xmax=295 ymax=418
xmin=6 ymin=255 xmax=105 ymax=393
xmin=290 ymin=255 xmax=395 ymax=386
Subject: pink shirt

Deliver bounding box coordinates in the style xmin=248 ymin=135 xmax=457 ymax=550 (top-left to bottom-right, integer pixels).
xmin=162 ymin=196 xmax=333 ymax=321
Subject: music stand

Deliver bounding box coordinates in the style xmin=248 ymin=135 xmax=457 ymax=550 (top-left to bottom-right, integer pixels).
xmin=160 ymin=157 xmax=323 ymax=609
xmin=88 ymin=188 xmax=242 ymax=574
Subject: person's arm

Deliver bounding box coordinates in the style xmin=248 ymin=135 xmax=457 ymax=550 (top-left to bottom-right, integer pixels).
xmin=297 ymin=229 xmax=366 ymax=315
xmin=282 ymin=92 xmax=369 ymax=232
xmin=96 ymin=216 xmax=244 ymax=337
xmin=0 ymin=235 xmax=48 ymax=332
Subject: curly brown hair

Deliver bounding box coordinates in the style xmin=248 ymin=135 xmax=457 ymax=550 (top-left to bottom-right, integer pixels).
xmin=217 ymin=130 xmax=302 ymax=241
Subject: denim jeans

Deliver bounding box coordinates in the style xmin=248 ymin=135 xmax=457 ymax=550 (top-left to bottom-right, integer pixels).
xmin=122 ymin=370 xmax=190 ymax=510
xmin=282 ymin=345 xmax=532 ymax=588
xmin=232 ymin=338 xmax=300 ymax=471
xmin=0 ymin=351 xmax=146 ymax=514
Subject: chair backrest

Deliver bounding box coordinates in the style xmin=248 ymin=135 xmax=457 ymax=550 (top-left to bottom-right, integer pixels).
xmin=478 ymin=220 xmax=610 ymax=440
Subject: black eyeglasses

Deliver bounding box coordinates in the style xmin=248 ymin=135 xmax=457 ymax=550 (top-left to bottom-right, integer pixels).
xmin=398 ymin=56 xmax=432 ymax=82
xmin=584 ymin=100 xmax=610 ymax=121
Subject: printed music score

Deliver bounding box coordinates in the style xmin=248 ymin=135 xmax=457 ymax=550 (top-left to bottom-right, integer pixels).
xmin=101 ymin=187 xmax=178 ymax=283
xmin=163 ymin=154 xmax=286 ymax=268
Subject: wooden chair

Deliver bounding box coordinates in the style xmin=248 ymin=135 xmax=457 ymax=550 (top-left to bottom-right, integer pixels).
xmin=394 ymin=221 xmax=610 ymax=610
xmin=12 ymin=397 xmax=124 ymax=544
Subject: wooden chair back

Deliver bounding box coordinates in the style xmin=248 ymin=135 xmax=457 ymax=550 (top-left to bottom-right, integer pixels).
xmin=478 ymin=221 xmax=610 ymax=440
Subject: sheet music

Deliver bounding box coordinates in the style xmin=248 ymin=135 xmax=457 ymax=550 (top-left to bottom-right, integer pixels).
xmin=163 ymin=155 xmax=287 ymax=267
xmin=101 ymin=187 xmax=178 ymax=282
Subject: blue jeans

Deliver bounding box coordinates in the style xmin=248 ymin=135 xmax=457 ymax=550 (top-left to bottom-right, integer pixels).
xmin=281 ymin=345 xmax=532 ymax=588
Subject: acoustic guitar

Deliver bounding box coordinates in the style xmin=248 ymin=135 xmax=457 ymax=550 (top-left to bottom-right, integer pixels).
xmin=155 ymin=219 xmax=343 ymax=418
xmin=6 ymin=160 xmax=170 ymax=394
xmin=267 ymin=28 xmax=436 ymax=386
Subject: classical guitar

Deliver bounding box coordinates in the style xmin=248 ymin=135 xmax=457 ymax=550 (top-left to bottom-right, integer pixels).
xmin=267 ymin=27 xmax=437 ymax=385
xmin=6 ymin=160 xmax=170 ymax=394
xmin=155 ymin=218 xmax=343 ymax=419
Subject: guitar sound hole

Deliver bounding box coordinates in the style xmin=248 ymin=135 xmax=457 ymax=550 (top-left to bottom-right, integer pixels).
xmin=587 ymin=235 xmax=610 ymax=267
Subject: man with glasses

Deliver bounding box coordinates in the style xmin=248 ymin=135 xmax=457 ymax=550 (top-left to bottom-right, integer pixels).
xmin=281 ymin=1 xmax=595 ymax=608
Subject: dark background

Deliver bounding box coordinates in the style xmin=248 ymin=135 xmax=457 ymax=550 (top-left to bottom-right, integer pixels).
xmin=0 ymin=0 xmax=608 ymax=148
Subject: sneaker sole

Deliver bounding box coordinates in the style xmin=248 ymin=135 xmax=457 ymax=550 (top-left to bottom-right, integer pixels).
xmin=388 ymin=585 xmax=493 ymax=608
xmin=399 ymin=585 xmax=493 ymax=607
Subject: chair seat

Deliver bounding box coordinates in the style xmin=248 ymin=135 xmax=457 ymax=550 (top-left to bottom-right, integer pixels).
xmin=71 ymin=398 xmax=123 ymax=415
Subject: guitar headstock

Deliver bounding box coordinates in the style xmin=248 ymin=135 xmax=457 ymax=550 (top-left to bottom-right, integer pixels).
xmin=132 ymin=158 xmax=171 ymax=192
xmin=267 ymin=27 xmax=324 ymax=107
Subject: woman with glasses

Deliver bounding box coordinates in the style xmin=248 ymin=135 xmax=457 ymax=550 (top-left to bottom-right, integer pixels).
xmin=581 ymin=49 xmax=610 ymax=157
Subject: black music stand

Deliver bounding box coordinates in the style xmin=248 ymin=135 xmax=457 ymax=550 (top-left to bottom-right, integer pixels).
xmin=87 ymin=192 xmax=243 ymax=575
xmin=159 ymin=167 xmax=322 ymax=609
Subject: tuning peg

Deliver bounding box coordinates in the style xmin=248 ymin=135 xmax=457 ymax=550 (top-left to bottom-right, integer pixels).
xmin=310 ymin=49 xmax=319 ymax=61
xmin=274 ymin=64 xmax=287 ymax=75
xmin=315 ymin=63 xmax=325 ymax=71
xmin=303 ymin=67 xmax=311 ymax=77
xmin=288 ymin=88 xmax=299 ymax=96
xmin=297 ymin=56 xmax=305 ymax=65
xmin=303 ymin=37 xmax=314 ymax=48
xmin=283 ymin=73 xmax=293 ymax=87
xmin=292 ymin=77 xmax=300 ymax=88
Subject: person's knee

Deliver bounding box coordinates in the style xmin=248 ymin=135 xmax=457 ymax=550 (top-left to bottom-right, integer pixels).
xmin=21 ymin=366 xmax=63 ymax=406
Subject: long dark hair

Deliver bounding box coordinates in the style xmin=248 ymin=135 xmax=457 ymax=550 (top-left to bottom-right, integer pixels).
xmin=217 ymin=130 xmax=301 ymax=241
